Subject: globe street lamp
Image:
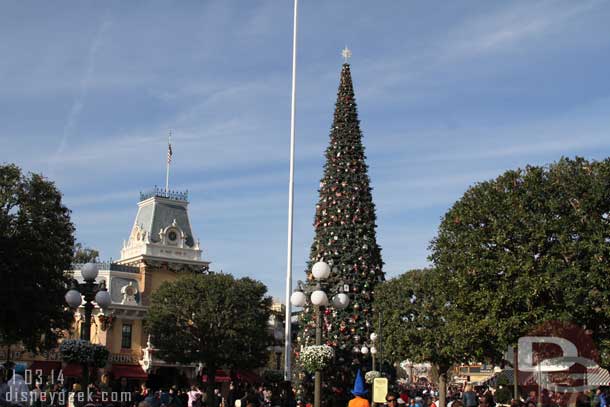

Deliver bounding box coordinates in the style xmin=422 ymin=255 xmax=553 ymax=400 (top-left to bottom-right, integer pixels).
xmin=291 ymin=260 xmax=350 ymax=407
xmin=369 ymin=332 xmax=378 ymax=371
xmin=65 ymin=263 xmax=112 ymax=341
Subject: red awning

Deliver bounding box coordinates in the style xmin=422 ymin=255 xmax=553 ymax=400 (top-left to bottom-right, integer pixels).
xmin=235 ymin=370 xmax=261 ymax=384
xmin=202 ymin=369 xmax=231 ymax=383
xmin=112 ymin=364 xmax=148 ymax=379
xmin=29 ymin=361 xmax=62 ymax=375
xmin=62 ymin=364 xmax=83 ymax=377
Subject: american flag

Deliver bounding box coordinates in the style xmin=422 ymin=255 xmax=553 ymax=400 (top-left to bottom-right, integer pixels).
xmin=167 ymin=138 xmax=173 ymax=164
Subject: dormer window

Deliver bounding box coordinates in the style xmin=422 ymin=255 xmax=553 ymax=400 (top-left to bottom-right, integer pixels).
xmin=168 ymin=230 xmax=178 ymax=242
xmin=166 ymin=228 xmax=179 ymax=246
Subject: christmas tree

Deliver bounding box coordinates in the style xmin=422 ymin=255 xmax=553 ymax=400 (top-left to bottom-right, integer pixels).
xmin=296 ymin=57 xmax=384 ymax=400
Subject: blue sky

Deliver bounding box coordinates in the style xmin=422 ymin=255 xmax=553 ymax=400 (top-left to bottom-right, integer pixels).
xmin=2 ymin=1 xmax=610 ymax=300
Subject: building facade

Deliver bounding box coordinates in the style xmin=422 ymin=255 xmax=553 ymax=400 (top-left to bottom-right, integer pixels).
xmin=451 ymin=364 xmax=496 ymax=385
xmin=3 ymin=188 xmax=210 ymax=387
xmin=93 ymin=188 xmax=209 ymax=385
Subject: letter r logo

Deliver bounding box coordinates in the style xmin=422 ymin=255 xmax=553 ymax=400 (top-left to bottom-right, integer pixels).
xmin=518 ymin=336 xmax=578 ymax=372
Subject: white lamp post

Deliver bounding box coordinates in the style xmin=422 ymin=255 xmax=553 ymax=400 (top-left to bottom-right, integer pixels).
xmin=290 ymin=290 xmax=307 ymax=307
xmin=290 ymin=261 xmax=350 ymax=407
xmin=311 ymin=261 xmax=331 ymax=280
xmin=369 ymin=332 xmax=378 ymax=371
xmin=65 ymin=263 xmax=111 ymax=341
xmin=310 ymin=289 xmax=329 ymax=306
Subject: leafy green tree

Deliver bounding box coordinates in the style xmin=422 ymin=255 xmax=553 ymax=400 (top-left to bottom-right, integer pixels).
xmin=374 ymin=269 xmax=474 ymax=407
xmin=430 ymin=157 xmax=610 ymax=367
xmin=146 ymin=273 xmax=272 ymax=396
xmin=297 ymin=61 xmax=384 ymax=399
xmin=73 ymin=242 xmax=100 ymax=264
xmin=0 ymin=164 xmax=75 ymax=356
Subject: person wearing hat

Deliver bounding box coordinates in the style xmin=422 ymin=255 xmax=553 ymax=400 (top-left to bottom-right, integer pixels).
xmin=348 ymin=370 xmax=369 ymax=407
xmin=6 ymin=364 xmax=30 ymax=406
xmin=386 ymin=392 xmax=400 ymax=407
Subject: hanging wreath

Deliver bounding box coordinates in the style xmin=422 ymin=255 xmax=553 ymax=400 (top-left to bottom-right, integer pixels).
xmin=98 ymin=314 xmax=115 ymax=331
xmin=298 ymin=345 xmax=334 ymax=373
xmin=365 ymin=370 xmax=381 ymax=384
xmin=60 ymin=339 xmax=109 ymax=368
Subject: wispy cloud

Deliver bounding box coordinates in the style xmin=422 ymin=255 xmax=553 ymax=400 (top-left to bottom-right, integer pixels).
xmin=421 ymin=137 xmax=609 ymax=164
xmin=49 ymin=14 xmax=112 ymax=177
xmin=414 ymin=99 xmax=610 ymax=164
xmin=64 ymin=189 xmax=140 ymax=208
xmin=446 ymin=0 xmax=602 ymax=57
xmin=353 ymin=0 xmax=605 ymax=105
xmin=2 ymin=1 xmax=610 ymax=298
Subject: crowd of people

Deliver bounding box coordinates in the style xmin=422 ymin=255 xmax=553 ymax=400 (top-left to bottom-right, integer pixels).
xmin=0 ymin=364 xmax=295 ymax=407
xmin=387 ymin=381 xmax=610 ymax=407
xmin=1 ymin=363 xmax=608 ymax=407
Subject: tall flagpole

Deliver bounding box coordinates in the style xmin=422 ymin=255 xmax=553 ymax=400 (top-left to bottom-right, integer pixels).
xmin=166 ymin=130 xmax=172 ymax=194
xmin=284 ymin=0 xmax=299 ymax=382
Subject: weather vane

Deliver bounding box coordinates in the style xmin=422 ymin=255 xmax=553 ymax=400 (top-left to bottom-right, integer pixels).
xmin=342 ymin=46 xmax=352 ymax=63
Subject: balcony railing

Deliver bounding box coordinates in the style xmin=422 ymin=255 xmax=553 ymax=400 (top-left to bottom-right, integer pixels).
xmin=72 ymin=262 xmax=139 ymax=273
xmin=140 ymin=186 xmax=188 ymax=202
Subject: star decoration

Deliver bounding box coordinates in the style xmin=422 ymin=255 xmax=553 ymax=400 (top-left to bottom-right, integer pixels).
xmin=342 ymin=46 xmax=352 ymax=63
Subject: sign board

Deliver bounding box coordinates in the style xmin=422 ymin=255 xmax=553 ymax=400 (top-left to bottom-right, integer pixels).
xmin=373 ymin=378 xmax=388 ymax=403
xmin=110 ymin=352 xmax=140 ymax=365
xmin=0 ymin=347 xmax=61 ymax=362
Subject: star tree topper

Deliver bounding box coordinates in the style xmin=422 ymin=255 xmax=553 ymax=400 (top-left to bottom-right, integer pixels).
xmin=342 ymin=46 xmax=352 ymax=63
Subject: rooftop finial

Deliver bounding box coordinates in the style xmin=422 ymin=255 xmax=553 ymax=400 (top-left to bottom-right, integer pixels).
xmin=342 ymin=46 xmax=352 ymax=63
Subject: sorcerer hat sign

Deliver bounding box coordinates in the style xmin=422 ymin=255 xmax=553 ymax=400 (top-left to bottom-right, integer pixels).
xmin=351 ymin=369 xmax=368 ymax=396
